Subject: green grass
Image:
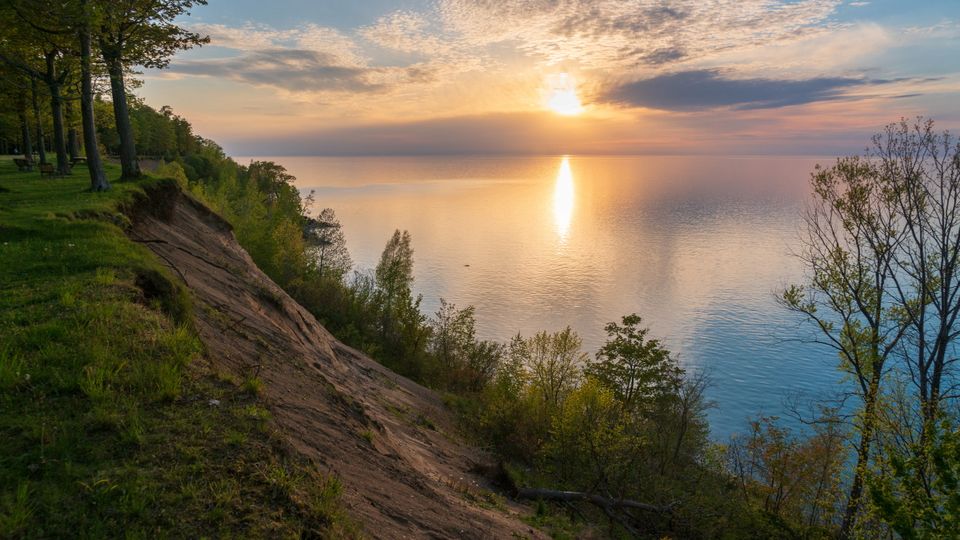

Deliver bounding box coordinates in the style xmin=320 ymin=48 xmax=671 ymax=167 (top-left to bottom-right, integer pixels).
xmin=0 ymin=160 xmax=357 ymax=538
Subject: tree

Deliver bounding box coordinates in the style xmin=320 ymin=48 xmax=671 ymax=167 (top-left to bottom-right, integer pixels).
xmin=78 ymin=0 xmax=109 ymax=190
xmin=0 ymin=65 xmax=33 ymax=164
xmin=376 ymin=229 xmax=415 ymax=304
xmin=428 ymin=299 xmax=503 ymax=391
xmin=876 ymin=120 xmax=960 ymax=454
xmin=783 ymin=118 xmax=960 ymax=537
xmin=374 ymin=230 xmax=429 ymax=375
xmin=782 ymin=147 xmax=909 ymax=536
xmin=1 ymin=0 xmax=109 ymax=188
xmin=0 ymin=2 xmax=75 ymax=175
xmin=430 ymin=299 xmax=476 ymax=374
xmin=726 ymin=416 xmax=846 ymax=537
xmin=97 ymin=0 xmax=208 ymax=179
xmin=303 ymin=208 xmax=352 ymax=280
xmin=518 ymin=327 xmax=586 ymax=409
xmin=586 ymin=314 xmax=682 ymax=411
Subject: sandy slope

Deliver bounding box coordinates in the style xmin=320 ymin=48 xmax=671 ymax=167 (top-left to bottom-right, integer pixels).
xmin=128 ymin=183 xmax=543 ymax=539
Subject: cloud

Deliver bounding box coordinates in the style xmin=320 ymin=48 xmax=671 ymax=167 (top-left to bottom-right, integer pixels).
xmin=188 ymin=23 xmax=366 ymax=65
xmin=173 ymin=1 xmax=864 ymax=107
xmin=599 ymin=69 xmax=885 ymax=110
xmin=360 ymin=11 xmax=444 ymax=54
xmin=168 ymin=49 xmax=432 ymax=93
xmin=438 ymin=0 xmax=844 ymax=69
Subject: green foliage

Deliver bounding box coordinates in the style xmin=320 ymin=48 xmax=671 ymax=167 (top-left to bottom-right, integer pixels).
xmin=726 ymin=416 xmax=846 ymax=538
xmin=522 ymin=327 xmax=587 ymax=409
xmin=586 ymin=313 xmax=682 ymax=411
xmin=304 ymin=207 xmax=352 ymax=280
xmin=870 ymin=420 xmax=960 ymax=539
xmin=188 ymin=154 xmax=310 ymax=289
xmin=544 ymin=378 xmax=641 ymax=490
xmin=429 ymin=299 xmax=503 ymax=391
xmin=369 ymin=229 xmax=431 ymax=377
xmin=782 ymin=119 xmax=960 ymax=535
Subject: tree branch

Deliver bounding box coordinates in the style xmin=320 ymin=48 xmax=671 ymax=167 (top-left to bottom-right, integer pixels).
xmin=516 ymin=487 xmax=674 ymax=514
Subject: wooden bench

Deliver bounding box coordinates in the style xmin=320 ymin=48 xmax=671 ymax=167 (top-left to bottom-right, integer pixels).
xmin=39 ymin=163 xmax=57 ymax=177
xmin=71 ymin=156 xmax=87 ymax=166
xmin=13 ymin=158 xmax=34 ymax=171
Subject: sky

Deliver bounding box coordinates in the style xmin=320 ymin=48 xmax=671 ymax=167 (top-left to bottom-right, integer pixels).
xmin=138 ymin=0 xmax=960 ymax=156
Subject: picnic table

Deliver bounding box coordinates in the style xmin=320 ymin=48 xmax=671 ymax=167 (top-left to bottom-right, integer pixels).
xmin=13 ymin=158 xmax=34 ymax=171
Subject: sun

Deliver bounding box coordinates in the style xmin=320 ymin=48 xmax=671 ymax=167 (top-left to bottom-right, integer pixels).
xmin=546 ymin=73 xmax=583 ymax=116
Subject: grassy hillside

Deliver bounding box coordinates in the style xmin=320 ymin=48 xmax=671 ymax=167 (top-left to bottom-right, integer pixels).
xmin=0 ymin=160 xmax=355 ymax=538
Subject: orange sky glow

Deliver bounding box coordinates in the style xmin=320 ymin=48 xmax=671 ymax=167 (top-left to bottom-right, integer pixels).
xmin=139 ymin=0 xmax=960 ymax=155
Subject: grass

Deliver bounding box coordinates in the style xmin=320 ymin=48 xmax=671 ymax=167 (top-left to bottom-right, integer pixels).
xmin=0 ymin=160 xmax=357 ymax=538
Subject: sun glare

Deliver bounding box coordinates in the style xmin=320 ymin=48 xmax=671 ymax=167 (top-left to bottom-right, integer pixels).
xmin=546 ymin=73 xmax=583 ymax=116
xmin=553 ymin=156 xmax=575 ymax=240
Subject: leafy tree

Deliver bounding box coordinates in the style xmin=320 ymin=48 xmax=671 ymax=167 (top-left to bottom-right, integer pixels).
xmin=0 ymin=0 xmax=109 ymax=188
xmin=781 ymin=148 xmax=909 ymax=536
xmin=304 ymin=208 xmax=352 ymax=280
xmin=30 ymin=78 xmax=46 ymax=165
xmin=522 ymin=327 xmax=587 ymax=410
xmin=783 ymin=118 xmax=960 ymax=536
xmin=428 ymin=299 xmax=503 ymax=391
xmin=77 ymin=0 xmax=109 ymax=190
xmin=727 ymin=416 xmax=846 ymax=537
xmin=0 ymin=64 xmax=32 ymax=163
xmin=0 ymin=2 xmax=75 ymax=175
xmin=376 ymin=230 xmax=414 ymax=304
xmin=430 ymin=299 xmax=476 ymax=375
xmin=545 ymin=378 xmax=643 ymax=494
xmin=374 ymin=230 xmax=429 ymax=375
xmin=586 ymin=314 xmax=682 ymax=411
xmin=875 ymin=120 xmax=960 ymax=458
xmin=96 ymin=0 xmax=209 ymax=179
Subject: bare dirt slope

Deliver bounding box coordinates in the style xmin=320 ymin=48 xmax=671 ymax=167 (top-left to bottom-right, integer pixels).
xmin=128 ymin=183 xmax=542 ymax=539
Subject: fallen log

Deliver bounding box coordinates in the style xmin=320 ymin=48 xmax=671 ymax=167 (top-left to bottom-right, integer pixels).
xmin=516 ymin=487 xmax=674 ymax=514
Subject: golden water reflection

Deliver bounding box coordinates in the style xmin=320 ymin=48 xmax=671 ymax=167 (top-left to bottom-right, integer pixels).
xmin=553 ymin=156 xmax=575 ymax=240
xmin=249 ymin=154 xmax=830 ymax=438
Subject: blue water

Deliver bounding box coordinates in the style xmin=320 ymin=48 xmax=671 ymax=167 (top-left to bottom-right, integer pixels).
xmin=239 ymin=154 xmax=841 ymax=439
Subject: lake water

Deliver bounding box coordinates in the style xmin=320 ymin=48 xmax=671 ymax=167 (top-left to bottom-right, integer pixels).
xmin=238 ymin=155 xmax=840 ymax=439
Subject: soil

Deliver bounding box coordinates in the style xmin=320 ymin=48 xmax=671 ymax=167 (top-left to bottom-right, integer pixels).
xmin=128 ymin=183 xmax=544 ymax=539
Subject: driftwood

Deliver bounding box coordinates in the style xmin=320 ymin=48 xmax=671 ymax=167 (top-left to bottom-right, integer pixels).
xmin=516 ymin=487 xmax=674 ymax=514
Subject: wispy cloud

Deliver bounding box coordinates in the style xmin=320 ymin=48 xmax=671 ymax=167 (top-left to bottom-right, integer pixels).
xmin=360 ymin=11 xmax=445 ymax=55
xmin=438 ymin=0 xmax=844 ymax=70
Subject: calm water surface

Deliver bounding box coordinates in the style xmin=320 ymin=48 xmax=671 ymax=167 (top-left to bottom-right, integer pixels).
xmin=238 ymin=155 xmax=840 ymax=439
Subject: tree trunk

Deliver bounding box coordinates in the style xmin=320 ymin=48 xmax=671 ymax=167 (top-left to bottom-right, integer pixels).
xmin=516 ymin=487 xmax=673 ymax=514
xmin=43 ymin=53 xmax=70 ymax=176
xmin=79 ymin=6 xmax=109 ymax=191
xmin=17 ymin=99 xmax=33 ymax=165
xmin=839 ymin=380 xmax=880 ymax=539
xmin=31 ymin=79 xmax=46 ymax=165
xmin=105 ymin=54 xmax=140 ymax=180
xmin=68 ymin=129 xmax=80 ymax=161
xmin=66 ymin=101 xmax=79 ymax=160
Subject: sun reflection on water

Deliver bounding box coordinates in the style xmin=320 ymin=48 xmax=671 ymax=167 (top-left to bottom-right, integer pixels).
xmin=553 ymin=156 xmax=575 ymax=240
